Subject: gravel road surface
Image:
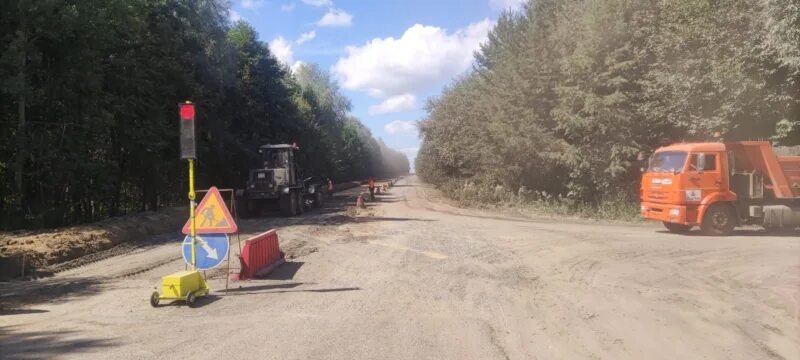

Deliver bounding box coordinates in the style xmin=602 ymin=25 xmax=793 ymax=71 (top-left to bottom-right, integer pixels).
xmin=1 ymin=177 xmax=798 ymax=360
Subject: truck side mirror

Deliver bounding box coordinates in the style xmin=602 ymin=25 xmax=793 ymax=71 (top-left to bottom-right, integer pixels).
xmin=696 ymin=154 xmax=706 ymax=173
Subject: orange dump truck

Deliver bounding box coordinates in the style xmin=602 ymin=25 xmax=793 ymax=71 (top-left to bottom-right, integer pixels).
xmin=640 ymin=141 xmax=800 ymax=235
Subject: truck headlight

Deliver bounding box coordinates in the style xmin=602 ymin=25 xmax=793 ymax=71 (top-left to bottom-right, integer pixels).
xmin=685 ymin=190 xmax=701 ymax=201
xmin=669 ymin=208 xmax=680 ymax=217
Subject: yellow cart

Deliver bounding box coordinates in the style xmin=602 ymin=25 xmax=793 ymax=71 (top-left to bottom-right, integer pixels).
xmin=150 ymin=270 xmax=209 ymax=307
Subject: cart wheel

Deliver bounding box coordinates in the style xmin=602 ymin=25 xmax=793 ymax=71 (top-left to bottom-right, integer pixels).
xmin=186 ymin=292 xmax=197 ymax=308
xmin=150 ymin=292 xmax=160 ymax=308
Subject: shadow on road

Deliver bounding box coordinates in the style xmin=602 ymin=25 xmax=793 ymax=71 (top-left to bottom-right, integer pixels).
xmin=0 ymin=277 xmax=106 ymax=309
xmin=0 ymin=326 xmax=116 ymax=360
xmin=308 ymin=215 xmax=437 ymax=226
xmin=0 ymin=309 xmax=49 ymax=316
xmin=154 ymin=294 xmax=222 ymax=308
xmin=222 ymin=281 xmax=360 ymax=296
xmin=301 ymin=287 xmax=361 ymax=293
xmin=224 ymin=282 xmax=304 ymax=294
xmin=654 ymin=229 xmax=799 ymax=237
xmin=374 ymin=199 xmax=404 ymax=203
xmin=264 ymin=261 xmax=304 ymax=280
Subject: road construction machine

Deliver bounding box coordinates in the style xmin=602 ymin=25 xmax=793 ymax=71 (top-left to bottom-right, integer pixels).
xmin=236 ymin=144 xmax=325 ymax=217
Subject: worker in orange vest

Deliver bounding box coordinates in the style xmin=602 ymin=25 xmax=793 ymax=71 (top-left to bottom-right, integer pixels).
xmin=368 ymin=177 xmax=376 ymax=201
xmin=327 ymin=178 xmax=334 ymax=198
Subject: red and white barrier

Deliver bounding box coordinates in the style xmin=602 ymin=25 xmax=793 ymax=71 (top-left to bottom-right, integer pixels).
xmin=231 ymin=229 xmax=284 ymax=281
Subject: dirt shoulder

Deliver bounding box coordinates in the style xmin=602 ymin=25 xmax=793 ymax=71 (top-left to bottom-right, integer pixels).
xmin=0 ymin=208 xmax=186 ymax=280
xmin=409 ymin=178 xmax=656 ymax=228
xmin=0 ymin=181 xmax=365 ymax=281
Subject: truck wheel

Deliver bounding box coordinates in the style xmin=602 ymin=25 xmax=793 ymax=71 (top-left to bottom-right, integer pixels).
xmin=701 ymin=204 xmax=736 ymax=236
xmin=314 ymin=192 xmax=324 ymax=208
xmin=662 ymin=222 xmax=692 ymax=234
xmin=236 ymin=194 xmax=250 ymax=219
xmin=296 ymin=192 xmax=305 ymax=214
xmin=236 ymin=197 xmax=253 ymax=219
xmin=280 ymin=192 xmax=297 ymax=217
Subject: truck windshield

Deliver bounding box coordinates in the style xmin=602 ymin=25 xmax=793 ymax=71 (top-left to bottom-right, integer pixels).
xmin=262 ymin=151 xmax=287 ymax=169
xmin=648 ymin=151 xmax=687 ymax=173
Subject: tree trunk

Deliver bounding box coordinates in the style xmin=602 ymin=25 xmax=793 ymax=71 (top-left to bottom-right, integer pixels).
xmin=14 ymin=30 xmax=27 ymax=211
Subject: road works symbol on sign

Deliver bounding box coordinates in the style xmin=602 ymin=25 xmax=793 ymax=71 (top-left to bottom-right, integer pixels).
xmin=182 ymin=234 xmax=229 ymax=270
xmin=182 ymin=186 xmax=238 ymax=234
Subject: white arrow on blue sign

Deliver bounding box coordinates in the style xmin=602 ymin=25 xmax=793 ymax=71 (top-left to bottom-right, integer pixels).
xmin=182 ymin=233 xmax=229 ymax=270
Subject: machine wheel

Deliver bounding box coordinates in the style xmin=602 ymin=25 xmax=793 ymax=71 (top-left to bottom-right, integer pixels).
xmin=701 ymin=204 xmax=736 ymax=236
xmin=150 ymin=291 xmax=160 ymax=307
xmin=237 ymin=195 xmax=252 ymax=219
xmin=280 ymin=192 xmax=297 ymax=217
xmin=296 ymin=191 xmax=305 ymax=214
xmin=662 ymin=222 xmax=692 ymax=234
xmin=314 ymin=192 xmax=324 ymax=208
xmin=186 ymin=292 xmax=197 ymax=308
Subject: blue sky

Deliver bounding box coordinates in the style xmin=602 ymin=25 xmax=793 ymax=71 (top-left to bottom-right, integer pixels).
xmin=229 ymin=0 xmax=525 ymax=169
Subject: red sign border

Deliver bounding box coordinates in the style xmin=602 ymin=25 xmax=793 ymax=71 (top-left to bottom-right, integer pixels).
xmin=181 ymin=186 xmax=238 ymax=234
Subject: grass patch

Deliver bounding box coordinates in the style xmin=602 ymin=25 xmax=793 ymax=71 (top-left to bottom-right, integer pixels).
xmin=436 ymin=180 xmax=640 ymax=222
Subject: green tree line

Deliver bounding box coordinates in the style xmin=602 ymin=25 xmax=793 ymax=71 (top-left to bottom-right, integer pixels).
xmin=417 ymin=0 xmax=799 ymax=208
xmin=0 ymin=0 xmax=409 ymax=230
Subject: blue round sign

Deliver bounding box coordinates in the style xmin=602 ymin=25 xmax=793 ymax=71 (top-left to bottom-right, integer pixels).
xmin=182 ymin=234 xmax=229 ymax=270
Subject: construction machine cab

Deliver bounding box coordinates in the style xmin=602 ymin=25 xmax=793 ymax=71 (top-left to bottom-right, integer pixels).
xmin=257 ymin=144 xmax=298 ymax=186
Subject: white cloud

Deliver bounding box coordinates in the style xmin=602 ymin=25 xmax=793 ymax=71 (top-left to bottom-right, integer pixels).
xmin=241 ymin=0 xmax=265 ymax=9
xmin=296 ymin=31 xmax=316 ymax=45
xmin=489 ymin=0 xmax=526 ymax=11
xmin=229 ymin=10 xmax=242 ymax=22
xmin=290 ymin=60 xmax=306 ymax=74
xmin=302 ymin=0 xmax=332 ymax=6
xmin=333 ymin=19 xmax=492 ymax=98
xmin=280 ymin=3 xmax=296 ymax=12
xmin=318 ymin=8 xmax=353 ymax=27
xmin=269 ymin=37 xmax=294 ymax=66
xmin=369 ymin=94 xmax=417 ymax=115
xmin=384 ymin=120 xmax=419 ymax=137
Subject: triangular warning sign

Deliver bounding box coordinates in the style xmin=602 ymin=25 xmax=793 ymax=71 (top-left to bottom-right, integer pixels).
xmin=182 ymin=186 xmax=238 ymax=234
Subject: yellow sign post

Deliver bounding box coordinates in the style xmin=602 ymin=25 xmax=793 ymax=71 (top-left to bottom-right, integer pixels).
xmin=189 ymin=158 xmax=197 ymax=269
xmin=150 ymin=101 xmax=209 ymax=308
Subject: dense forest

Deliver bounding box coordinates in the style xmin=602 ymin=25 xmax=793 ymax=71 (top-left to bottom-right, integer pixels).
xmin=417 ymin=0 xmax=799 ymax=211
xmin=0 ymin=0 xmax=409 ymax=230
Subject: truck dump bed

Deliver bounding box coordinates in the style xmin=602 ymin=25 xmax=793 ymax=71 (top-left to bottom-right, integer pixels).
xmin=728 ymin=141 xmax=800 ymax=198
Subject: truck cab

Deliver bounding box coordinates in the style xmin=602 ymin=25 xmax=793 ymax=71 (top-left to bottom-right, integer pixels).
xmin=641 ymin=141 xmax=800 ymax=235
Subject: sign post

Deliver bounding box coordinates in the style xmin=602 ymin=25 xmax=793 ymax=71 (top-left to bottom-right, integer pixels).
xmin=189 ymin=158 xmax=197 ymax=270
xmin=151 ymin=101 xmax=212 ymax=308
xmin=180 ymin=101 xmax=198 ymax=270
